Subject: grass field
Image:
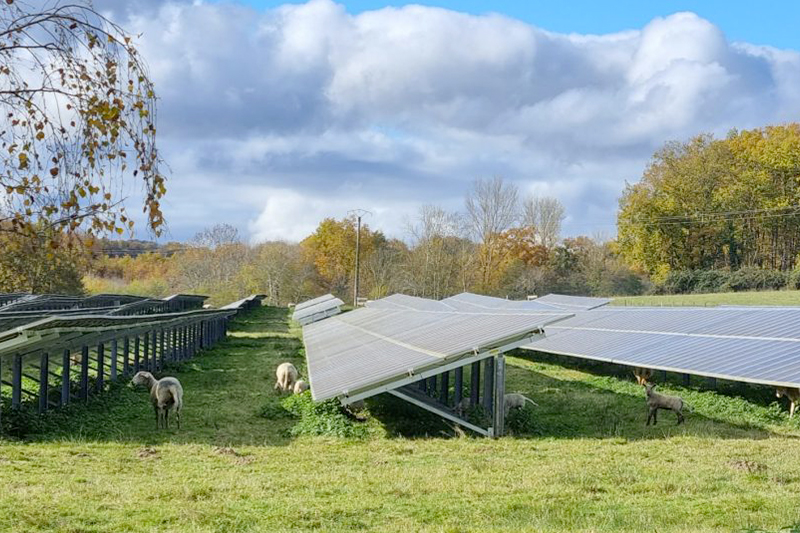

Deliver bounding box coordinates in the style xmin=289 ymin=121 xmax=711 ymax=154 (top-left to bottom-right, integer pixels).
xmin=613 ymin=289 xmax=800 ymax=307
xmin=2 ymin=304 xmax=800 ymax=532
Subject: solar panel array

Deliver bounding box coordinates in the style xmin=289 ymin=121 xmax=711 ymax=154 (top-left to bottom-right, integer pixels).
xmin=304 ymin=304 xmax=572 ymax=401
xmin=292 ymin=295 xmax=344 ymax=325
xmin=531 ymin=293 xmax=612 ymax=310
xmin=525 ymin=306 xmax=800 ymax=388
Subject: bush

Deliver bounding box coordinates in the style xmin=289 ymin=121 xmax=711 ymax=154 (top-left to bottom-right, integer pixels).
xmin=281 ymin=393 xmax=376 ymax=439
xmin=661 ymin=270 xmax=698 ymax=294
xmin=693 ymin=269 xmax=729 ymax=293
xmin=788 ymin=268 xmax=800 ymax=290
xmin=723 ymin=267 xmax=787 ymax=292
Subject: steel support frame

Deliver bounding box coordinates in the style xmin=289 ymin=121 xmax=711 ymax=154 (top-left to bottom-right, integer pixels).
xmin=338 ymin=333 xmax=544 ymax=437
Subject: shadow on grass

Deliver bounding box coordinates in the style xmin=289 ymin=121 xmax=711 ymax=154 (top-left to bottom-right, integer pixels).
xmin=505 ymin=350 xmax=798 ymax=441
xmin=366 ymin=350 xmax=797 ymax=441
xmin=8 ymin=306 xmax=305 ymax=447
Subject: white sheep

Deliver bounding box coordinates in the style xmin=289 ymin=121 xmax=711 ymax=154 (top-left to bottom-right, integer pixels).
xmin=504 ymin=393 xmax=539 ymax=418
xmin=293 ymin=379 xmax=309 ymax=394
xmin=776 ymin=387 xmax=800 ymax=418
xmin=644 ymin=383 xmax=690 ymax=425
xmin=274 ymin=362 xmax=298 ymax=393
xmin=131 ymin=371 xmax=183 ymax=430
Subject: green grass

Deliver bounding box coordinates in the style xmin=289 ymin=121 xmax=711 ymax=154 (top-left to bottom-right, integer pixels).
xmin=2 ymin=306 xmax=800 ymax=532
xmin=613 ymin=289 xmax=800 ymax=307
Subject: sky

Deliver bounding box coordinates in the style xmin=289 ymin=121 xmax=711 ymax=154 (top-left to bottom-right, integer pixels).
xmin=96 ymin=0 xmax=800 ymax=243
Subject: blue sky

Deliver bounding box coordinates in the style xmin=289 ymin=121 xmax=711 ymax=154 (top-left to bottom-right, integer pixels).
xmin=100 ymin=0 xmax=800 ymax=242
xmin=229 ymin=0 xmax=800 ymax=50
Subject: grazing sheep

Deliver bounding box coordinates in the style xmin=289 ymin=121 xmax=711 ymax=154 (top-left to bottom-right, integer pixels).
xmin=131 ymin=371 xmax=183 ymax=430
xmin=454 ymin=397 xmax=471 ymax=417
xmin=274 ymin=362 xmax=298 ymax=393
xmin=644 ymin=383 xmax=690 ymax=426
xmin=633 ymin=367 xmax=653 ymax=386
xmin=503 ymin=393 xmax=539 ymax=418
xmin=776 ymin=387 xmax=800 ymax=418
xmin=293 ymin=379 xmax=309 ymax=394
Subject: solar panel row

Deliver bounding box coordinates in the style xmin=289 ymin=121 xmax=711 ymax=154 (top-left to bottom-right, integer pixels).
xmin=525 ymin=306 xmax=800 ymax=388
xmin=292 ymin=295 xmax=344 ymax=325
xmin=304 ymin=305 xmax=572 ymax=401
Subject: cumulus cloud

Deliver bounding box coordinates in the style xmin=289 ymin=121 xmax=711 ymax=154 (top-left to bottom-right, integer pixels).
xmin=99 ymin=0 xmax=800 ymax=242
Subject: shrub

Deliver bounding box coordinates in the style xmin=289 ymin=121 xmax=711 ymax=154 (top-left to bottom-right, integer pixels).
xmin=281 ymin=393 xmax=376 ymax=439
xmin=723 ymin=267 xmax=787 ymax=292
xmin=693 ymin=269 xmax=729 ymax=293
xmin=661 ymin=270 xmax=697 ymax=294
xmin=788 ymin=268 xmax=800 ymax=290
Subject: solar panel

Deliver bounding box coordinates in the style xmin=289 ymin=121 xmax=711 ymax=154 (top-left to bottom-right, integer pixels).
xmin=294 ymin=294 xmax=338 ymax=311
xmin=533 ymin=293 xmax=612 ymax=310
xmin=441 ymin=292 xmax=562 ymax=312
xmin=292 ymin=296 xmax=344 ymax=325
xmin=525 ymin=306 xmax=800 ymax=388
xmin=304 ymin=306 xmax=572 ymax=401
xmin=366 ymin=294 xmax=456 ymax=312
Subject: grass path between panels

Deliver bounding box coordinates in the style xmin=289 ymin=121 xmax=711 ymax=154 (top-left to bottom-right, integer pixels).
xmin=2 ymin=306 xmax=800 ymax=532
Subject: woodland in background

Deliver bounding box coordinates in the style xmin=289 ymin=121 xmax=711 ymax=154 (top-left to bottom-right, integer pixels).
xmin=82 ymin=179 xmax=644 ymax=306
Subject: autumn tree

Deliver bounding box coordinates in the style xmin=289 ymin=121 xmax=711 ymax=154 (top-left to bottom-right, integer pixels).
xmin=0 ymin=0 xmax=164 ymax=244
xmin=0 ymin=225 xmax=87 ymax=294
xmin=465 ymin=177 xmax=519 ymax=292
xmin=238 ymin=241 xmax=306 ymax=306
xmin=301 ymin=216 xmax=384 ymax=296
xmin=618 ymin=124 xmax=800 ymax=279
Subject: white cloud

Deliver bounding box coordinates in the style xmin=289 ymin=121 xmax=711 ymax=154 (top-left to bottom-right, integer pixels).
xmin=97 ymin=1 xmax=800 ymax=242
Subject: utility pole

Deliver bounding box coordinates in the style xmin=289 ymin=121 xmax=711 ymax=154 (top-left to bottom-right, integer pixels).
xmin=348 ymin=209 xmax=371 ymax=307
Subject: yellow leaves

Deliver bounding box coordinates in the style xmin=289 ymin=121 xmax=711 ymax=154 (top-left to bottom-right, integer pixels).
xmin=35 ymin=131 xmax=45 ymax=141
xmin=17 ymin=152 xmax=28 ymax=169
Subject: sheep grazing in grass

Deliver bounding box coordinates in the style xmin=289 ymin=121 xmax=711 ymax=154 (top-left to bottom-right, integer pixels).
xmin=503 ymin=393 xmax=539 ymax=418
xmin=131 ymin=371 xmax=183 ymax=430
xmin=633 ymin=367 xmax=653 ymax=386
xmin=644 ymin=382 xmax=690 ymax=426
xmin=776 ymin=387 xmax=800 ymax=418
xmin=274 ymin=362 xmax=298 ymax=393
xmin=293 ymin=379 xmax=309 ymax=394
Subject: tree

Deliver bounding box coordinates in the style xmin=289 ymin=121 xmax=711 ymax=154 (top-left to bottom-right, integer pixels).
xmin=0 ymin=1 xmax=164 ymax=247
xmin=0 ymin=226 xmax=87 ymax=294
xmin=301 ymin=216 xmax=384 ymax=296
xmin=465 ymin=177 xmax=519 ymax=292
xmin=617 ymin=125 xmax=800 ymax=279
xmin=191 ymin=223 xmax=240 ymax=249
xmin=522 ymin=195 xmax=565 ymax=249
xmin=404 ymin=205 xmax=475 ymax=298
xmin=238 ymin=241 xmax=305 ymax=306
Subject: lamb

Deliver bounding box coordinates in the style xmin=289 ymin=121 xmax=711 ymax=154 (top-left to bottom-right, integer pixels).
xmin=293 ymin=379 xmax=309 ymax=394
xmin=274 ymin=362 xmax=298 ymax=393
xmin=644 ymin=382 xmax=690 ymax=425
xmin=633 ymin=367 xmax=653 ymax=386
xmin=503 ymin=393 xmax=539 ymax=418
xmin=131 ymin=371 xmax=183 ymax=430
xmin=776 ymin=387 xmax=800 ymax=418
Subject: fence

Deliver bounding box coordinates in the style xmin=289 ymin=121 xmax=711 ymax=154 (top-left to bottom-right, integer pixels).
xmin=0 ymin=293 xmax=266 ymax=433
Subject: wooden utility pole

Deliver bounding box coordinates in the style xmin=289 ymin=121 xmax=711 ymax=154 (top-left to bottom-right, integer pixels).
xmin=348 ymin=209 xmax=371 ymax=307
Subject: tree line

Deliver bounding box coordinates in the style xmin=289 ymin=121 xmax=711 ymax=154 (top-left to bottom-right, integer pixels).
xmin=82 ymin=178 xmax=643 ymax=306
